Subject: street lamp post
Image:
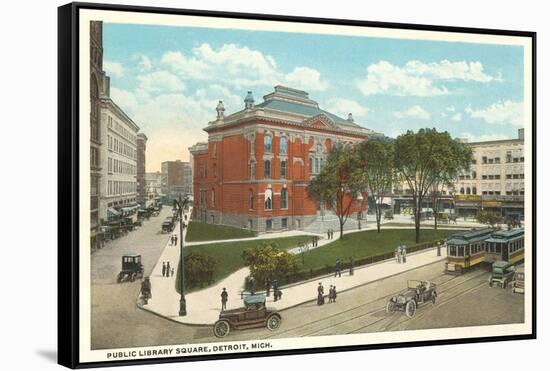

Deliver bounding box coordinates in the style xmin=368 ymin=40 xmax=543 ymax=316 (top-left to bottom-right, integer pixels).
xmin=173 ymin=195 xmax=189 ymax=317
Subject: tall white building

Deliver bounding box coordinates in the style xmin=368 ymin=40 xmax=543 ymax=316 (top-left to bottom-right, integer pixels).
xmin=99 ymin=97 xmax=140 ymax=222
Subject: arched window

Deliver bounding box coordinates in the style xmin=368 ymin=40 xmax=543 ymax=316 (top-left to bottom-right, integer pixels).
xmin=264 ymin=160 xmax=271 ymax=178
xmin=90 ymin=75 xmax=100 ymax=142
xmin=280 ymin=188 xmax=288 ymax=209
xmin=280 ymin=137 xmax=288 ymax=155
xmin=460 ymin=187 xmax=465 ymax=194
xmin=264 ymin=188 xmax=273 ymax=210
xmin=248 ymin=189 xmax=254 ymax=209
xmin=472 ymin=186 xmax=477 ymax=195
xmin=466 ymin=187 xmax=471 ymax=195
xmin=264 ymin=135 xmax=272 ymax=153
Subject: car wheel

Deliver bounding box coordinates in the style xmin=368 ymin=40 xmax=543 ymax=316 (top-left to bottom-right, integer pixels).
xmin=405 ymin=300 xmax=416 ymax=318
xmin=266 ymin=315 xmax=281 ymax=331
xmin=385 ymin=301 xmax=394 ymax=314
xmin=213 ymin=320 xmax=231 ymax=338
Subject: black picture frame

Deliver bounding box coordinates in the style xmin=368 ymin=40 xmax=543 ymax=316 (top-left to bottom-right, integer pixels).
xmin=58 ymin=2 xmax=536 ymax=368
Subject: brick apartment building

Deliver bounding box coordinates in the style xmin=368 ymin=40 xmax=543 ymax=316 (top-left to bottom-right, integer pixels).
xmin=189 ymin=85 xmax=376 ymax=232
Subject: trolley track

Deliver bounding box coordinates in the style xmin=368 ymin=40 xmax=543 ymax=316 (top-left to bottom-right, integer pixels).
xmin=263 ymin=269 xmax=489 ymax=339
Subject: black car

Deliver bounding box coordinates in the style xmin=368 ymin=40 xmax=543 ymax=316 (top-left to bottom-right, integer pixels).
xmin=117 ymin=253 xmax=144 ymax=283
xmin=386 ymin=280 xmax=437 ymax=318
xmin=213 ymin=293 xmax=281 ymax=337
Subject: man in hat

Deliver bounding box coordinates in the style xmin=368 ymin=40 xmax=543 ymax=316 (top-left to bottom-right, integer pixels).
xmin=221 ymin=288 xmax=228 ymax=311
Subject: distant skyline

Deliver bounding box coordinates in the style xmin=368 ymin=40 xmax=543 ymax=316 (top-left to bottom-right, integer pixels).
xmin=103 ymin=22 xmax=525 ymax=172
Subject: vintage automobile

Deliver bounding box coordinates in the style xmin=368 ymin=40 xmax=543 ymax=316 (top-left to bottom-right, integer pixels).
xmin=512 ymin=267 xmax=525 ymax=294
xmin=489 ymin=260 xmax=516 ymax=288
xmin=212 ymin=293 xmax=282 ymax=338
xmin=386 ymin=280 xmax=437 ymax=318
xmin=162 ymin=218 xmax=174 ymax=233
xmin=117 ymin=253 xmax=144 ymax=283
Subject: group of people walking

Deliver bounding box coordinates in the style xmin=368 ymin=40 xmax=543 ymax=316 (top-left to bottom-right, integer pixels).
xmin=327 ymin=229 xmax=335 ymax=240
xmin=317 ymin=282 xmax=337 ymax=305
xmin=395 ymin=244 xmax=407 ymax=264
xmin=266 ymin=279 xmax=283 ymax=302
xmin=169 ymin=234 xmax=178 ymax=246
xmin=161 ymin=261 xmax=174 ymax=277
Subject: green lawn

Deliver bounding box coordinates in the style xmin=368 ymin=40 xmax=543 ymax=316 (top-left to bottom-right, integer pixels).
xmin=176 ymin=235 xmax=312 ymax=292
xmin=185 ymin=221 xmax=257 ymax=242
xmin=296 ymin=229 xmax=462 ymax=273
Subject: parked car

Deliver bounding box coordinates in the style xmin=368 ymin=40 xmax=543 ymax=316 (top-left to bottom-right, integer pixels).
xmin=117 ymin=253 xmax=144 ymax=283
xmin=386 ymin=280 xmax=437 ymax=318
xmin=489 ymin=260 xmax=515 ymax=288
xmin=512 ymin=267 xmax=525 ymax=294
xmin=212 ymin=293 xmax=281 ymax=337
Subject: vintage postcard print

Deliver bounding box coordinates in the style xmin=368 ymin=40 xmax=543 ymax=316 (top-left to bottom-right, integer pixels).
xmin=58 ymin=2 xmax=536 ymax=368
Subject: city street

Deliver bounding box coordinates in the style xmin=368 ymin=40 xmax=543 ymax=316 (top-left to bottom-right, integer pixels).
xmin=91 ymin=207 xmax=199 ymax=349
xmin=91 ymin=240 xmax=524 ymax=349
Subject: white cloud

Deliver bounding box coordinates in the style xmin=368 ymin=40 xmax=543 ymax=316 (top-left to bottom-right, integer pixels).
xmin=357 ymin=59 xmax=495 ymax=96
xmin=404 ymin=60 xmax=494 ymax=82
xmin=325 ymin=98 xmax=369 ymax=119
xmin=285 ymin=67 xmax=328 ymax=91
xmin=137 ymin=70 xmax=185 ymax=93
xmin=110 ymin=87 xmax=138 ymax=114
xmin=138 ymin=55 xmax=152 ymax=71
xmin=466 ymin=100 xmax=523 ymax=127
xmin=394 ymin=105 xmax=431 ymax=120
xmin=451 ymin=113 xmax=462 ymax=122
xmin=162 ymin=43 xmax=328 ymax=91
xmin=446 ymin=105 xmax=456 ymax=112
xmin=104 ymin=61 xmax=124 ymax=78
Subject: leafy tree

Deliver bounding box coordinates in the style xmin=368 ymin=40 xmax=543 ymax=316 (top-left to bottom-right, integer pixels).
xmin=476 ymin=210 xmax=504 ymax=227
xmin=184 ymin=253 xmax=218 ymax=289
xmin=394 ymin=129 xmax=471 ymax=243
xmin=357 ymin=138 xmax=395 ymax=233
xmin=427 ymin=137 xmax=473 ymax=230
xmin=307 ymin=144 xmax=363 ymax=239
xmin=241 ymin=241 xmax=296 ymax=285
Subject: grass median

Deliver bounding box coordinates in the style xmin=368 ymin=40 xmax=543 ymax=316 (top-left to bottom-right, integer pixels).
xmin=176 ymin=235 xmax=312 ymax=293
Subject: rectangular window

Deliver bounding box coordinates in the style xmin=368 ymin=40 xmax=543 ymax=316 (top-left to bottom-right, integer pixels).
xmin=281 ymin=160 xmax=286 ymax=178
xmin=280 ymin=188 xmax=288 ymax=209
xmin=281 ymin=218 xmax=288 ymax=228
xmin=266 ymin=219 xmax=273 ymax=230
xmin=264 ymin=160 xmax=271 ymax=178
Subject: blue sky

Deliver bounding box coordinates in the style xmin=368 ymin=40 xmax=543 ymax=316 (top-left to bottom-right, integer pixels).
xmin=102 ymin=23 xmax=525 ymax=172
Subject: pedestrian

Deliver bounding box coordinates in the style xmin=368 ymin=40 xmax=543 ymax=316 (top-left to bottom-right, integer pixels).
xmin=272 ymin=279 xmax=279 ymax=302
xmin=312 ymin=236 xmax=316 ymax=248
xmin=332 ymin=286 xmax=337 ymax=303
xmin=328 ymin=285 xmax=334 ymax=303
xmin=335 ymin=258 xmax=341 ymax=278
xmin=266 ymin=278 xmax=271 ymax=297
xmin=317 ymin=282 xmax=325 ymax=305
xmin=162 ymin=261 xmax=166 ymax=277
xmin=349 ymin=256 xmax=354 ymax=276
xmin=171 ymin=268 xmax=174 ymax=277
xmin=174 ymin=234 xmax=178 ymax=246
xmin=402 ymin=245 xmax=407 ymax=263
xmin=327 ymin=229 xmax=330 ymax=240
xmin=396 ymin=246 xmax=402 ymax=264
xmin=140 ymin=276 xmax=152 ymax=305
xmin=221 ymin=288 xmax=228 ymax=311
xmin=170 ymin=235 xmax=174 ymax=246
xmin=166 ymin=262 xmax=171 ymax=277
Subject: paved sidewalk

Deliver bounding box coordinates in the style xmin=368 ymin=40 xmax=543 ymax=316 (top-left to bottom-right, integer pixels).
xmin=140 ymin=230 xmax=448 ymax=325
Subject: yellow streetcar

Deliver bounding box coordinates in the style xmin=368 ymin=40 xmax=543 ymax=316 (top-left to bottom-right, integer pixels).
xmin=445 ymin=228 xmax=494 ymax=274
xmin=445 ymin=227 xmax=525 ymax=275
xmin=484 ymin=228 xmax=525 ymax=265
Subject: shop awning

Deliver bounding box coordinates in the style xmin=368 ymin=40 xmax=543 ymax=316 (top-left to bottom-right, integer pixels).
xmin=107 ymin=208 xmax=120 ymax=216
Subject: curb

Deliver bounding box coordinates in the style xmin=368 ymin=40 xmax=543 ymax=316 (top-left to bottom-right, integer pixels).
xmin=136 ymin=249 xmax=447 ymax=326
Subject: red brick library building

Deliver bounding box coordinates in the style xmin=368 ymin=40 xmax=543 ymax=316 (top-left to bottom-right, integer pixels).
xmin=189 ymin=86 xmax=375 ymax=232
